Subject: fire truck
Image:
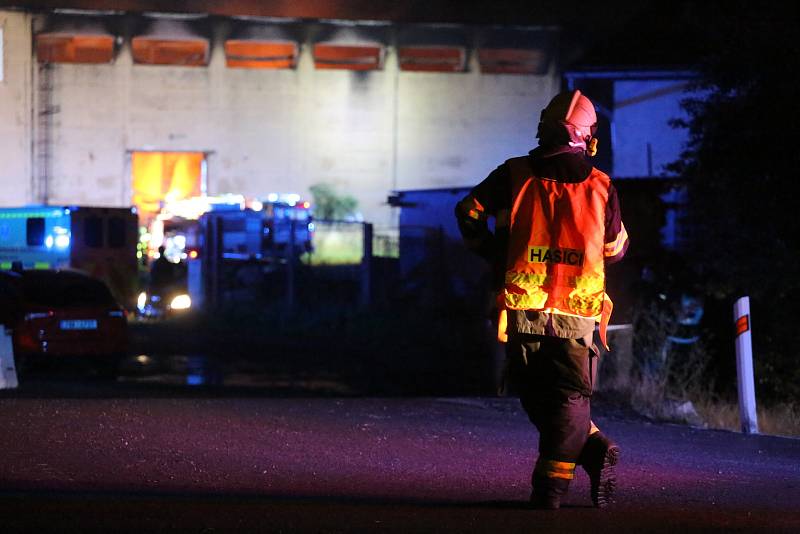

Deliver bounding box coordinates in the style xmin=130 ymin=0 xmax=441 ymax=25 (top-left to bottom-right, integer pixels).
xmin=136 ymin=194 xmax=313 ymax=314
xmin=259 ymin=194 xmax=315 ymax=258
xmin=0 ymin=206 xmax=139 ymax=308
xmin=146 ymin=194 xmax=313 ymax=263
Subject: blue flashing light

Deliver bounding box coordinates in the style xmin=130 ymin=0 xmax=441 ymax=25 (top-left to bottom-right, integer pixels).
xmin=186 ymin=375 xmax=205 ymax=386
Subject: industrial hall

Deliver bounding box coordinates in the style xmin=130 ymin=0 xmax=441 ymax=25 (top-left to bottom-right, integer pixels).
xmin=0 ymin=2 xmax=571 ymax=229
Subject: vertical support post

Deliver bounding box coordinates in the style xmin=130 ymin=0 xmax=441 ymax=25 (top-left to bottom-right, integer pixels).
xmin=286 ymin=219 xmax=295 ymax=312
xmin=734 ymin=296 xmax=758 ymax=434
xmin=203 ymin=214 xmax=223 ymax=309
xmin=215 ymin=215 xmax=224 ymax=308
xmin=0 ymin=329 xmax=19 ymax=389
xmin=187 ymin=257 xmax=203 ymax=311
xmin=360 ymin=223 xmax=373 ymax=309
xmin=201 ymin=215 xmax=211 ymax=308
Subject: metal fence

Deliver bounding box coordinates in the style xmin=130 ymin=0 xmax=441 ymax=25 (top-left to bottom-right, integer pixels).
xmin=195 ymin=219 xmax=487 ymax=312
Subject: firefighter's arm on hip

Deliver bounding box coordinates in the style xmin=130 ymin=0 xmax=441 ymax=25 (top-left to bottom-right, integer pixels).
xmin=455 ymin=195 xmax=495 ymax=260
xmin=454 ymin=165 xmax=510 ymax=263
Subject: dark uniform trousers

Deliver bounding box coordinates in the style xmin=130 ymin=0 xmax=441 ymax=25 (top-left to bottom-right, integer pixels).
xmin=506 ymin=333 xmax=595 ymax=463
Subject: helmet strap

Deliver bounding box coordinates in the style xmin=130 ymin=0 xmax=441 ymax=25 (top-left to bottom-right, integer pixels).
xmin=586 ymin=138 xmax=598 ymax=157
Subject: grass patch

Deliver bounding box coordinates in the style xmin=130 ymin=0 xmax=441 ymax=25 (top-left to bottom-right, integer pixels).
xmin=625 ymin=301 xmax=800 ymax=437
xmin=692 ymin=398 xmax=800 ymax=438
xmin=305 ymin=223 xmax=363 ymax=265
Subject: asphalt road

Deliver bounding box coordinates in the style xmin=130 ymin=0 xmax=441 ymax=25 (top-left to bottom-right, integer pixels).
xmin=1 ymin=388 xmax=799 ymax=532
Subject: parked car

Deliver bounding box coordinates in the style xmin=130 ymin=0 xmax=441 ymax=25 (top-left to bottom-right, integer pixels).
xmin=0 ymin=268 xmax=128 ymax=377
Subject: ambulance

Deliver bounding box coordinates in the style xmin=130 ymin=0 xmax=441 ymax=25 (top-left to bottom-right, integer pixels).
xmin=0 ymin=206 xmax=139 ymax=309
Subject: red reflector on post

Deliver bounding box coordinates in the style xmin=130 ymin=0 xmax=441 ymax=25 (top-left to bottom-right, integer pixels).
xmin=735 ymin=314 xmax=749 ymax=336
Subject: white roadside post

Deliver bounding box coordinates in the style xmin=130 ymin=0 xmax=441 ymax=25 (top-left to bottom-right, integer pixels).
xmin=0 ymin=328 xmax=19 ymax=389
xmin=734 ymin=296 xmax=758 ymax=434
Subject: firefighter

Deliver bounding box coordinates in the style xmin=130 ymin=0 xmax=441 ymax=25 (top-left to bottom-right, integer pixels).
xmin=455 ymin=90 xmax=629 ymax=509
xmin=149 ymin=245 xmax=177 ymax=293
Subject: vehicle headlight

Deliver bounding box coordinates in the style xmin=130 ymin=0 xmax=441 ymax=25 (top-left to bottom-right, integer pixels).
xmin=55 ymin=234 xmax=70 ymax=249
xmin=170 ymin=294 xmax=191 ymax=310
xmin=137 ymin=292 xmax=147 ymax=311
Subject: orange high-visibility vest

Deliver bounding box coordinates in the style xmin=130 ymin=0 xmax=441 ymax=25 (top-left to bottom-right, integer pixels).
xmin=503 ymin=156 xmax=611 ymax=324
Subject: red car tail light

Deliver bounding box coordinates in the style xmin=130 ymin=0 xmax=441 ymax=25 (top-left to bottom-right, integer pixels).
xmin=15 ymin=328 xmax=40 ymax=353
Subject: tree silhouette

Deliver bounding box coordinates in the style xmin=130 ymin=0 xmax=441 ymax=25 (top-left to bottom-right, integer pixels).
xmin=668 ymin=2 xmax=800 ymax=401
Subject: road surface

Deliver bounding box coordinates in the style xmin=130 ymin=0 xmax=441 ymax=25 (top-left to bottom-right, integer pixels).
xmin=0 ymin=391 xmax=798 ymax=532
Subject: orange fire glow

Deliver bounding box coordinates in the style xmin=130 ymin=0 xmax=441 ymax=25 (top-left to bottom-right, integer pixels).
xmin=131 ymin=152 xmax=203 ymax=218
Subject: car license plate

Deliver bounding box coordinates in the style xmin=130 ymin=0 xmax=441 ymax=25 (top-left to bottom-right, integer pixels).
xmin=59 ymin=319 xmax=98 ymax=330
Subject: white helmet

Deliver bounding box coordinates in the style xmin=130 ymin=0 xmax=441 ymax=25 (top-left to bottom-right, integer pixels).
xmin=538 ymin=90 xmax=598 ymax=155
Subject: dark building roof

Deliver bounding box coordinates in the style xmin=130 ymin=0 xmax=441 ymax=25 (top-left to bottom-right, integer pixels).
xmin=3 ymin=0 xmax=589 ymax=25
xmin=7 ymin=0 xmax=712 ymax=70
xmin=9 ymin=0 xmax=705 ymax=70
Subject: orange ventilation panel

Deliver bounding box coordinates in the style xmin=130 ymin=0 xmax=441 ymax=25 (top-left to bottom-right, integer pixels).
xmin=132 ymin=39 xmax=208 ymax=66
xmin=397 ymin=25 xmax=468 ymax=73
xmin=314 ymin=44 xmax=383 ymax=70
xmin=225 ymin=21 xmax=300 ymax=69
xmin=35 ymin=15 xmax=117 ymax=64
xmin=399 ymin=47 xmax=466 ymax=72
xmin=132 ymin=17 xmax=209 ymax=67
xmin=478 ymin=28 xmax=557 ymax=75
xmin=313 ymin=24 xmax=387 ymax=71
xmin=36 ymin=34 xmax=115 ymax=64
xmin=478 ymin=48 xmax=548 ymax=74
xmin=225 ymin=41 xmax=298 ymax=69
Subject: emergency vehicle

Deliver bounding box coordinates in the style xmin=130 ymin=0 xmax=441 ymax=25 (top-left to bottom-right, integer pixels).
xmin=260 ymin=194 xmax=315 ymax=258
xmin=0 ymin=206 xmax=139 ymax=308
xmin=146 ymin=194 xmax=313 ymax=262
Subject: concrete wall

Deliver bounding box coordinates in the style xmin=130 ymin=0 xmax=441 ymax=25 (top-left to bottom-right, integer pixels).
xmin=0 ymin=11 xmax=32 ymax=206
xmin=1 ymin=13 xmax=559 ymax=228
xmin=396 ymin=58 xmax=558 ymax=193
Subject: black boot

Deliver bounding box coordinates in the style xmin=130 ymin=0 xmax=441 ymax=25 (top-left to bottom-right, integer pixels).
xmin=530 ymin=475 xmax=571 ymax=510
xmin=578 ymin=432 xmax=620 ymax=508
xmin=530 ymin=457 xmax=574 ymax=510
